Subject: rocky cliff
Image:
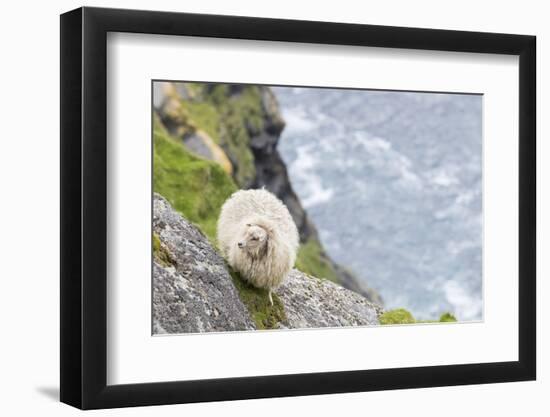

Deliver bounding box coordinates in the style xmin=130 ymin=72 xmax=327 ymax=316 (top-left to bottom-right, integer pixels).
xmin=153 ymin=194 xmax=381 ymax=333
xmin=153 ymin=81 xmax=381 ymax=304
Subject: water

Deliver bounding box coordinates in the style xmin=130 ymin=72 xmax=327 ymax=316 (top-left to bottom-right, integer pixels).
xmin=273 ymin=86 xmax=483 ymax=321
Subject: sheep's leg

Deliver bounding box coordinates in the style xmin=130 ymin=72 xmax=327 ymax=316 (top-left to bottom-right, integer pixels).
xmin=268 ymin=290 xmax=273 ymax=306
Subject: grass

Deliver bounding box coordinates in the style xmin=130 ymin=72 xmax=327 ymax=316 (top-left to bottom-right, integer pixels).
xmin=379 ymin=308 xmax=458 ymax=325
xmin=153 ymin=120 xmax=237 ymax=241
xmin=228 ymin=266 xmax=287 ymax=330
xmin=183 ymin=101 xmax=221 ymax=143
xmin=295 ymin=238 xmax=340 ymax=283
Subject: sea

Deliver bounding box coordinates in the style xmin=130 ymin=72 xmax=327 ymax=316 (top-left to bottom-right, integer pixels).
xmin=273 ymin=86 xmax=483 ymax=321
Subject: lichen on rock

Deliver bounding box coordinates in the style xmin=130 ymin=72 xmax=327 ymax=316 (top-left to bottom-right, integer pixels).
xmin=278 ymin=270 xmax=380 ymax=328
xmin=153 ymin=194 xmax=255 ymax=333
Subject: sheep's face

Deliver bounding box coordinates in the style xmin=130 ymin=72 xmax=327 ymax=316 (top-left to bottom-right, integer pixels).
xmin=238 ymin=223 xmax=268 ymax=253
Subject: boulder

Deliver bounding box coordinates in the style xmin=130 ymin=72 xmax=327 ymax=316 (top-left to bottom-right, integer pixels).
xmin=278 ymin=270 xmax=381 ymax=328
xmin=153 ymin=194 xmax=255 ymax=333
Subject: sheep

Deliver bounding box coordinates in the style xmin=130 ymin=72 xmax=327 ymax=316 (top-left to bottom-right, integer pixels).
xmin=217 ymin=189 xmax=299 ymax=305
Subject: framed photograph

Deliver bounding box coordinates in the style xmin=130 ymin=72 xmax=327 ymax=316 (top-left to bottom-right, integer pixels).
xmin=60 ymin=6 xmax=536 ymax=409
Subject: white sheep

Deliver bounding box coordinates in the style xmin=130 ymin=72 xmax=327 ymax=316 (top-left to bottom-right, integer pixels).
xmin=217 ymin=189 xmax=299 ymax=305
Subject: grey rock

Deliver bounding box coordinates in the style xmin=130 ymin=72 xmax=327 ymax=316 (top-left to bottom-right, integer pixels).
xmin=260 ymin=86 xmax=286 ymax=134
xmin=153 ymin=194 xmax=256 ymax=334
xmin=182 ymin=131 xmax=213 ymax=161
xmin=278 ymin=270 xmax=380 ymax=328
xmin=333 ymin=263 xmax=385 ymax=307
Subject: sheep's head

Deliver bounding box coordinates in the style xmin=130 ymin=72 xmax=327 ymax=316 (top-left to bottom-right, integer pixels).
xmin=237 ymin=223 xmax=268 ymax=255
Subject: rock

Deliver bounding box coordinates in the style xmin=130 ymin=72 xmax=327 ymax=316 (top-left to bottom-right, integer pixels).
xmin=260 ymin=86 xmax=286 ymax=134
xmin=153 ymin=194 xmax=255 ymax=333
xmin=153 ymin=194 xmax=380 ymax=333
xmin=333 ymin=263 xmax=385 ymax=307
xmin=182 ymin=130 xmax=212 ymax=157
xmin=278 ymin=270 xmax=380 ymax=328
xmin=183 ymin=130 xmax=233 ymax=175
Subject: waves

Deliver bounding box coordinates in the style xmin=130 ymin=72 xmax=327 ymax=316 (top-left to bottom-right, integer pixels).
xmin=274 ymin=87 xmax=483 ymax=321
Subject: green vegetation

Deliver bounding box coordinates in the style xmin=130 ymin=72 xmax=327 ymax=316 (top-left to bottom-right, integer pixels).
xmin=162 ymin=84 xmax=266 ymax=187
xmin=202 ymin=85 xmax=264 ymax=187
xmin=379 ymin=308 xmax=416 ymax=325
xmin=438 ymin=312 xmax=458 ymax=322
xmin=153 ymin=232 xmax=176 ymax=267
xmin=228 ymin=266 xmax=287 ymax=330
xmin=180 ymin=82 xmax=206 ymax=99
xmin=183 ymin=101 xmax=221 ymax=143
xmin=295 ymin=238 xmax=339 ymax=282
xmin=153 ymin=121 xmax=237 ymax=241
xmin=379 ymin=308 xmax=458 ymax=325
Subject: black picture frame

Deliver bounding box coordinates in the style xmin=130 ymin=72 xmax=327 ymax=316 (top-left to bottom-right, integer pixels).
xmin=60 ymin=6 xmax=536 ymax=410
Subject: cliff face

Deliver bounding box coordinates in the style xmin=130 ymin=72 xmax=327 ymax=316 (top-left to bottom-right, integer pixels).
xmin=153 ymin=194 xmax=381 ymax=333
xmin=153 ymin=81 xmax=381 ymax=304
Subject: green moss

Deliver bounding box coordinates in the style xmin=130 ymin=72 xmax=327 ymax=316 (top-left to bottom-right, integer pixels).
xmin=153 ymin=120 xmax=237 ymax=241
xmin=380 ymin=308 xmax=459 ymax=325
xmin=153 ymin=232 xmax=176 ymax=267
xmin=438 ymin=312 xmax=457 ymax=322
xmin=295 ymin=238 xmax=339 ymax=282
xmin=379 ymin=308 xmax=416 ymax=325
xmin=152 ymin=232 xmax=161 ymax=252
xmin=228 ymin=267 xmax=287 ymax=330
